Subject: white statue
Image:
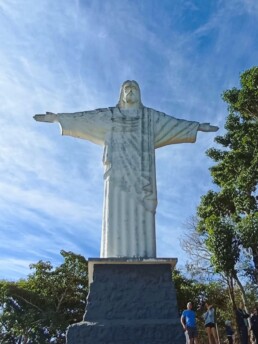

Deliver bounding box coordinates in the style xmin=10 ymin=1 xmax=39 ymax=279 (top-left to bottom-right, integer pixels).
xmin=34 ymin=80 xmax=218 ymax=259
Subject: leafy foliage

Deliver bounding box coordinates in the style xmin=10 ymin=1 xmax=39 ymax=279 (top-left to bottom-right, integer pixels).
xmin=222 ymin=66 xmax=258 ymax=120
xmin=197 ymin=66 xmax=258 ymax=284
xmin=0 ymin=251 xmax=88 ymax=343
xmin=204 ymin=216 xmax=240 ymax=276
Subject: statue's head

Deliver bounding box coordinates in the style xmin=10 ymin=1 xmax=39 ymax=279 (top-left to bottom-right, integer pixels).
xmin=117 ymin=80 xmax=143 ymax=109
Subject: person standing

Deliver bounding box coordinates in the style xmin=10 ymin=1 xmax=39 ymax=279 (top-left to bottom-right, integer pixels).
xmin=236 ymin=304 xmax=249 ymax=344
xmin=251 ymin=308 xmax=258 ymax=344
xmin=225 ymin=320 xmax=234 ymax=344
xmin=203 ymin=301 xmax=219 ymax=344
xmin=181 ymin=302 xmax=198 ymax=344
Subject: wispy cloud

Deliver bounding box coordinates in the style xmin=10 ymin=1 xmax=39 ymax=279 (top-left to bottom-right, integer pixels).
xmin=0 ymin=0 xmax=257 ymax=280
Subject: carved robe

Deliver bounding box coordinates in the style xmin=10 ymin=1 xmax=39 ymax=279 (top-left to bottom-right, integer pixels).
xmin=57 ymin=107 xmax=199 ymax=258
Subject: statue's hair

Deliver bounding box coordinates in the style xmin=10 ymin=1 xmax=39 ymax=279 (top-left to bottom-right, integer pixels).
xmin=117 ymin=80 xmax=143 ymax=109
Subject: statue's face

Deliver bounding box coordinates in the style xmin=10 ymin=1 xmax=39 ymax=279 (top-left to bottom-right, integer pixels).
xmin=122 ymin=81 xmax=140 ymax=106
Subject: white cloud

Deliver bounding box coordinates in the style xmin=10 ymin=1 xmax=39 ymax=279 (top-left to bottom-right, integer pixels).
xmin=0 ymin=0 xmax=257 ymax=280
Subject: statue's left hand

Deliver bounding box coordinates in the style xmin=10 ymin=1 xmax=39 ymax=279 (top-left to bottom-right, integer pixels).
xmin=33 ymin=112 xmax=58 ymax=123
xmin=198 ymin=123 xmax=219 ymax=132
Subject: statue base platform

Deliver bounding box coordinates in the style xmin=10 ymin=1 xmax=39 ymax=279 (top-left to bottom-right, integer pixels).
xmin=66 ymin=258 xmax=185 ymax=344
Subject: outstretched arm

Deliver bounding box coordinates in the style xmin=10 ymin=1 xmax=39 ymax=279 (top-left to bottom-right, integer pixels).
xmin=198 ymin=123 xmax=219 ymax=132
xmin=181 ymin=315 xmax=186 ymax=331
xmin=33 ymin=112 xmax=58 ymax=123
xmin=33 ymin=109 xmax=111 ymax=145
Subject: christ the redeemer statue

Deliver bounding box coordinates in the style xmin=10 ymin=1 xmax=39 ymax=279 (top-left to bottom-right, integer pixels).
xmin=34 ymin=80 xmax=218 ymax=259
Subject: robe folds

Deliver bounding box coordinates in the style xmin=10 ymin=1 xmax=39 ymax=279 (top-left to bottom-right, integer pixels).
xmin=57 ymin=107 xmax=200 ymax=258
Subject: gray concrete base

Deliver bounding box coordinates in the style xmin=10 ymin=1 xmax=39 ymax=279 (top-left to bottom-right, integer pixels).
xmin=67 ymin=259 xmax=185 ymax=344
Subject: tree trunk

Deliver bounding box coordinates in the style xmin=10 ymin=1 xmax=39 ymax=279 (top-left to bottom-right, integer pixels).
xmin=251 ymin=246 xmax=258 ymax=284
xmin=227 ymin=276 xmax=241 ymax=343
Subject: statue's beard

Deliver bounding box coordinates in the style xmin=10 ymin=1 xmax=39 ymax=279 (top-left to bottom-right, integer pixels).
xmin=124 ymin=92 xmax=139 ymax=105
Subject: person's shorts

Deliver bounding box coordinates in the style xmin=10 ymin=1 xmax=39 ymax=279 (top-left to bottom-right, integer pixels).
xmin=186 ymin=326 xmax=198 ymax=338
xmin=205 ymin=322 xmax=215 ymax=328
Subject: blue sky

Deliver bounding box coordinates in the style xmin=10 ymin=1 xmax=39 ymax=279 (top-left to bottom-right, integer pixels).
xmin=1 ymin=0 xmax=258 ymax=280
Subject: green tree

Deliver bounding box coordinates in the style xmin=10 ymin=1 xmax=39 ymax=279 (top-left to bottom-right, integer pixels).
xmin=192 ymin=67 xmax=258 ymax=341
xmin=0 ymin=250 xmax=88 ymax=343
xmin=198 ymin=66 xmax=258 ymax=284
xmin=222 ymin=66 xmax=258 ymax=120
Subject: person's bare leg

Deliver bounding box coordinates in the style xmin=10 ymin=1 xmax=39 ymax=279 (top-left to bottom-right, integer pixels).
xmin=211 ymin=327 xmax=219 ymax=344
xmin=205 ymin=327 xmax=213 ymax=344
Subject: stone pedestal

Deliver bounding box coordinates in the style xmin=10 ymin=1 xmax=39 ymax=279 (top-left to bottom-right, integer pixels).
xmin=67 ymin=259 xmax=185 ymax=344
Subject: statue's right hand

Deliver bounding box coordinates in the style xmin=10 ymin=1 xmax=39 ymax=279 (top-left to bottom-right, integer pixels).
xmin=34 ymin=112 xmax=58 ymax=123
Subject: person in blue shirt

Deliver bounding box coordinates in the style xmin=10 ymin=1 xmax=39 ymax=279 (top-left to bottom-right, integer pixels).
xmin=181 ymin=302 xmax=198 ymax=344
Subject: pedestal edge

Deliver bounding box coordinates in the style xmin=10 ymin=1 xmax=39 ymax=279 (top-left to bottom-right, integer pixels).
xmin=88 ymin=258 xmax=178 ymax=285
